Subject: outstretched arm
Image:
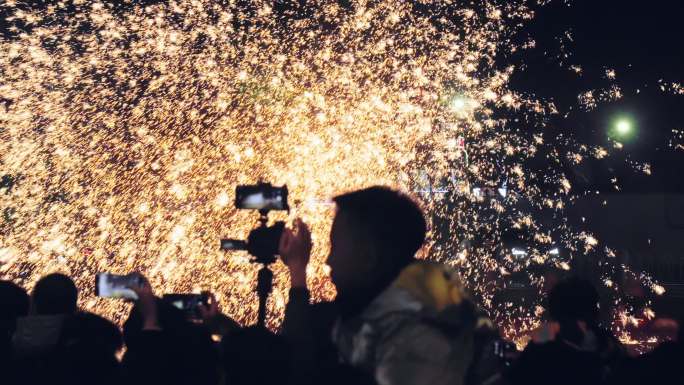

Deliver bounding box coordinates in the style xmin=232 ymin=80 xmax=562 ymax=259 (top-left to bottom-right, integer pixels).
xmin=279 ymin=219 xmax=317 ymax=383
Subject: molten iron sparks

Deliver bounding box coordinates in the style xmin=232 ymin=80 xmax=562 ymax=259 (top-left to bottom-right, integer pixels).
xmin=0 ymin=0 xmax=665 ymax=343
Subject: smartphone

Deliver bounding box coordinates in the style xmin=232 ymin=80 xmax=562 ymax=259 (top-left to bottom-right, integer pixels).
xmin=220 ymin=239 xmax=248 ymax=251
xmin=162 ymin=293 xmax=209 ymax=320
xmin=235 ymin=183 xmax=288 ymax=211
xmin=95 ymin=273 xmax=142 ymax=300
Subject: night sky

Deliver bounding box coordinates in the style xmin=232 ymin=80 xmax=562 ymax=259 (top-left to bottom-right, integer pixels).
xmin=514 ymin=0 xmax=684 ymax=194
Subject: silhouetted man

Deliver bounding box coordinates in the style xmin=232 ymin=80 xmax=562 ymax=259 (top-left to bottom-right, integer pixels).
xmin=508 ymin=277 xmax=625 ymax=385
xmin=280 ymin=186 xmax=500 ymax=385
xmin=13 ymin=273 xmax=79 ymax=358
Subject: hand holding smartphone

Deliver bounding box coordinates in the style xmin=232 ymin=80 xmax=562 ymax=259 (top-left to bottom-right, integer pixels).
xmin=95 ymin=272 xmax=145 ymax=300
xmin=162 ymin=293 xmax=210 ymax=320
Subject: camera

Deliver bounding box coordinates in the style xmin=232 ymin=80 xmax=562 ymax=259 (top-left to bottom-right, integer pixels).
xmin=220 ymin=182 xmax=289 ymax=327
xmin=235 ymin=183 xmax=289 ymax=212
xmin=220 ymin=221 xmax=285 ymax=264
xmin=221 ymin=183 xmax=289 ymax=264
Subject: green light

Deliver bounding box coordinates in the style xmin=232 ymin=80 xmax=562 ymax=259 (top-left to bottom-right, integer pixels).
xmin=616 ymin=120 xmax=632 ymax=135
xmin=609 ymin=117 xmax=636 ymax=141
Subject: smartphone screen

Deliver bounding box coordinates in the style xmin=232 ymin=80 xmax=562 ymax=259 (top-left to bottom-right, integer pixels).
xmin=235 ymin=185 xmax=288 ymax=211
xmin=95 ymin=273 xmax=140 ymax=300
xmin=162 ymin=294 xmax=208 ymax=319
xmin=220 ymin=239 xmax=247 ymax=251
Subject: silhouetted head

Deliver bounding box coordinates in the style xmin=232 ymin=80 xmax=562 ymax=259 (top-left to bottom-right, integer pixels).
xmin=54 ymin=312 xmax=123 ymax=385
xmin=58 ymin=312 xmax=123 ymax=356
xmin=32 ymin=273 xmax=78 ymax=315
xmin=0 ymin=280 xmax=29 ymax=323
xmin=327 ymin=186 xmax=427 ymax=301
xmin=1 ymin=280 xmax=29 ymax=351
xmin=548 ymin=277 xmax=600 ymax=325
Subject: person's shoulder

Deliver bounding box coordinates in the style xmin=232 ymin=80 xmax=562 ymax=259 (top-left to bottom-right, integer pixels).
xmin=380 ymin=318 xmax=457 ymax=358
xmin=373 ymin=321 xmax=473 ymax=385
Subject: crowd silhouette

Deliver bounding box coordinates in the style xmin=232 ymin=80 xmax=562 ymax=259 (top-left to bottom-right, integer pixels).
xmin=1 ymin=186 xmax=682 ymax=385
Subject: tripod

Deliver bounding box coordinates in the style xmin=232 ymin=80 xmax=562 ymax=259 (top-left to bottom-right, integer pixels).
xmin=250 ymin=212 xmax=278 ymax=328
xmin=222 ymin=209 xmax=285 ymax=328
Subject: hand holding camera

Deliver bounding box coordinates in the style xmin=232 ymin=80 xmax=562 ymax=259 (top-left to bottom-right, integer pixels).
xmin=279 ymin=218 xmax=312 ymax=288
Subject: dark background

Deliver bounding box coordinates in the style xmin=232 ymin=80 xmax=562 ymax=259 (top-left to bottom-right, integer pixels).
xmin=515 ymin=1 xmax=684 ymax=318
xmin=515 ymin=0 xmax=684 ymax=194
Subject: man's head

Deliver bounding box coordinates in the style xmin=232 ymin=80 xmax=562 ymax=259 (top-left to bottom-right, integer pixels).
xmin=548 ymin=277 xmax=599 ymax=325
xmin=327 ymin=186 xmax=427 ymax=299
xmin=0 ymin=280 xmax=29 ymax=323
xmin=32 ymin=273 xmax=78 ymax=315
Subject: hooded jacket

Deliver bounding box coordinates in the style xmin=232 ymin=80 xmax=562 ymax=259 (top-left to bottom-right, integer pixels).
xmin=283 ymin=261 xmax=503 ymax=385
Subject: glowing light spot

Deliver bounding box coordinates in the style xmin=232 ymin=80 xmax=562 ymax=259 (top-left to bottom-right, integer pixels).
xmin=616 ymin=120 xmax=632 ymax=135
xmin=216 ymin=192 xmax=230 ymax=208
xmin=451 ymin=97 xmax=467 ymax=111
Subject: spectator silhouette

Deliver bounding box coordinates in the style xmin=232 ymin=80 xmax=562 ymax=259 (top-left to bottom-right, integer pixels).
xmin=31 ymin=273 xmax=78 ymax=315
xmin=121 ymin=275 xmax=220 ymax=385
xmin=13 ymin=273 xmax=78 ymax=358
xmin=508 ymin=277 xmax=625 ymax=385
xmin=50 ymin=311 xmax=123 ymax=385
xmin=280 ymin=186 xmax=501 ymax=385
xmin=0 ymin=280 xmax=29 ymax=382
xmin=608 ymin=317 xmax=684 ymax=385
xmin=0 ymin=280 xmax=29 ymax=349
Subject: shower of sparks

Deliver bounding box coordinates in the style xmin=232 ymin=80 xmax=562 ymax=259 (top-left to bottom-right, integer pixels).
xmin=0 ymin=0 xmax=668 ymax=344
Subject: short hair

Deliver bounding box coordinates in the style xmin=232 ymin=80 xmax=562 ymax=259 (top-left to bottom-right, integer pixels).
xmin=0 ymin=280 xmax=29 ymax=322
xmin=32 ymin=273 xmax=78 ymax=315
xmin=548 ymin=277 xmax=599 ymax=323
xmin=333 ymin=186 xmax=427 ymax=274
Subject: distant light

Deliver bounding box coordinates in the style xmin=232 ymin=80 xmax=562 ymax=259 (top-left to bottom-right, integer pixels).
xmin=451 ymin=97 xmax=467 ymax=111
xmin=610 ymin=117 xmax=636 ymax=141
xmin=511 ymin=247 xmax=527 ymax=256
xmin=549 ymin=247 xmax=560 ymax=255
xmin=616 ymin=120 xmax=632 ymax=135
